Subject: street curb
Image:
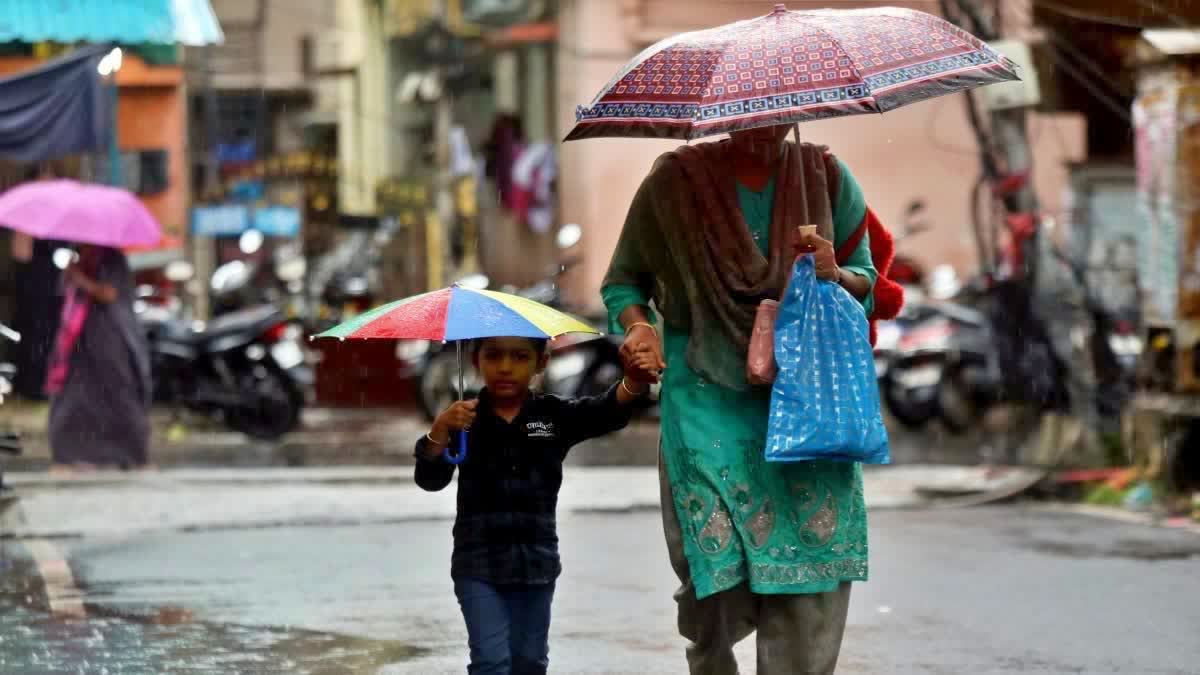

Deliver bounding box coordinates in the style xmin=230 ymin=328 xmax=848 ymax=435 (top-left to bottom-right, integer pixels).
xmin=1035 ymin=503 xmax=1200 ymax=535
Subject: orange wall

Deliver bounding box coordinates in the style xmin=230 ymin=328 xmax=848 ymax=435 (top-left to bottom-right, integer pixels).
xmin=0 ymin=54 xmax=187 ymax=242
xmin=116 ymin=84 xmax=187 ymax=238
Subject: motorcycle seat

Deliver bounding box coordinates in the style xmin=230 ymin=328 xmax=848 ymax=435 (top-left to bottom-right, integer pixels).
xmin=166 ymin=305 xmax=281 ymax=345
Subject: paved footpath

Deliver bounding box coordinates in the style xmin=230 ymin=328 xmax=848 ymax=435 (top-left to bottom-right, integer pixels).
xmin=2 ymin=464 xmax=1050 ymax=538
xmin=2 ymin=402 xmax=994 ymax=470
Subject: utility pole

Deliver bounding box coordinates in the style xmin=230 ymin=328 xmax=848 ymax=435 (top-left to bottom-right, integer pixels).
xmin=942 ymin=0 xmax=1040 ymax=277
xmin=194 ymin=44 xmax=221 ymax=320
xmin=944 ymin=0 xmax=1088 ymax=465
xmin=428 ymin=0 xmax=458 ymax=291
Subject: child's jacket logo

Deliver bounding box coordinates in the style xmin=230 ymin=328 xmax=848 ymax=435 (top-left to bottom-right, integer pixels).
xmin=526 ymin=421 xmax=556 ymax=439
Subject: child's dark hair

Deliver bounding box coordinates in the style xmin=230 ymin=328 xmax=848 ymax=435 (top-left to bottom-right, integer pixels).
xmin=472 ymin=337 xmax=550 ymax=355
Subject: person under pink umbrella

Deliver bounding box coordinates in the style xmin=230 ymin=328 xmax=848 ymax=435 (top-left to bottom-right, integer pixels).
xmin=44 ymin=244 xmax=153 ymax=473
xmin=0 ymin=179 xmax=159 ymax=473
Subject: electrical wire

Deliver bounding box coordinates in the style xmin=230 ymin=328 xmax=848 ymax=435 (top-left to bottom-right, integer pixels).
xmin=1006 ymin=1 xmax=1135 ymax=119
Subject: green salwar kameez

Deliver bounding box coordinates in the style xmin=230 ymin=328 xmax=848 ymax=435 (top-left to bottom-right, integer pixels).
xmin=602 ymin=161 xmax=878 ymax=601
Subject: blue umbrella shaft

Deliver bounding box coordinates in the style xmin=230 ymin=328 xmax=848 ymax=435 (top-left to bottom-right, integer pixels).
xmin=443 ymin=340 xmax=469 ymax=465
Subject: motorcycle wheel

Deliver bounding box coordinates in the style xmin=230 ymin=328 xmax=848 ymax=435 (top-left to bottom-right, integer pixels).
xmin=419 ymin=350 xmax=481 ymax=422
xmin=227 ymin=363 xmax=303 ymax=441
xmin=881 ymin=374 xmax=940 ymax=430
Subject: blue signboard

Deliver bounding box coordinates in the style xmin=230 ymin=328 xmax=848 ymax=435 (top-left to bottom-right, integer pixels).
xmin=229 ymin=179 xmax=265 ymax=202
xmin=192 ymin=204 xmax=301 ymax=238
xmin=192 ymin=204 xmax=249 ymax=237
xmin=253 ymin=206 xmax=301 ymax=237
xmin=216 ymin=141 xmax=256 ymax=164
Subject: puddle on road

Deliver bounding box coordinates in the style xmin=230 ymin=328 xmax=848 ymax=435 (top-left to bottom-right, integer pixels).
xmin=0 ymin=554 xmax=427 ymax=674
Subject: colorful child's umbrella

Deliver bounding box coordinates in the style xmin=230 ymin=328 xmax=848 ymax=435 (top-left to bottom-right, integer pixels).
xmin=312 ymin=284 xmax=599 ymax=463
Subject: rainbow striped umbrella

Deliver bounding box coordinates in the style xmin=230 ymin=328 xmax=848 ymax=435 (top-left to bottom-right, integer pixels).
xmin=312 ymin=285 xmax=599 ymax=463
xmin=314 ymin=285 xmax=597 ymax=343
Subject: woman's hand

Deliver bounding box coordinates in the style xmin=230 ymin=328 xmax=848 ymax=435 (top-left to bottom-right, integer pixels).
xmin=64 ymin=262 xmax=119 ymax=304
xmin=621 ymin=324 xmax=665 ymax=384
xmin=63 ymin=262 xmax=88 ymax=287
xmin=624 ymin=344 xmax=663 ymax=384
xmin=796 ymin=229 xmax=839 ymax=281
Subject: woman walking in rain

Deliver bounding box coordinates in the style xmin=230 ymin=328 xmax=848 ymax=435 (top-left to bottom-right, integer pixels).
xmin=46 ymin=244 xmax=152 ymax=472
xmin=604 ymin=123 xmax=880 ymax=674
xmin=570 ymin=4 xmax=1015 ymax=670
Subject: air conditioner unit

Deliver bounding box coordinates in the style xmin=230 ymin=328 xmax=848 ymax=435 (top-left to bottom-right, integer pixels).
xmin=981 ymin=39 xmax=1041 ymax=111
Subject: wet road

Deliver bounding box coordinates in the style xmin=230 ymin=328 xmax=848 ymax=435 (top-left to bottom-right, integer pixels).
xmin=2 ymin=505 xmax=1199 ymax=674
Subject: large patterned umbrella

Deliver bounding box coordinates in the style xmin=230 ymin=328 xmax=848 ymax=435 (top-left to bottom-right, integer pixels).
xmin=565 ymin=4 xmax=1019 ymax=141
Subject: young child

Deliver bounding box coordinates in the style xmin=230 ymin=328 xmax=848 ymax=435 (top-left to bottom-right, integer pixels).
xmin=415 ymin=336 xmax=658 ymax=675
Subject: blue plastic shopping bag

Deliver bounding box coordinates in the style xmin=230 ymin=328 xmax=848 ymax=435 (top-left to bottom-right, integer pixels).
xmin=765 ymin=255 xmax=891 ymax=464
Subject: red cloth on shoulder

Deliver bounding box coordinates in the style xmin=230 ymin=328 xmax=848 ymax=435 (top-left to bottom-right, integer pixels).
xmin=834 ymin=206 xmax=904 ymax=346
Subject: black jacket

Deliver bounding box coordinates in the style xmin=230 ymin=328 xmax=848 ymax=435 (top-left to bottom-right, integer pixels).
xmin=415 ymin=386 xmax=633 ymax=585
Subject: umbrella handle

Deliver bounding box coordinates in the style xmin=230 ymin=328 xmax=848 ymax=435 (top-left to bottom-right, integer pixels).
xmin=443 ymin=430 xmax=468 ymax=464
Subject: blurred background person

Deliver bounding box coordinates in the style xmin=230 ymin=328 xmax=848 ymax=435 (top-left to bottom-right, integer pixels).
xmin=45 ymin=244 xmax=152 ymax=473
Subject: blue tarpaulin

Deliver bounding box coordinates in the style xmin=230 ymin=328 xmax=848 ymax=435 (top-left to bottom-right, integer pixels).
xmin=0 ymin=0 xmax=222 ymax=46
xmin=0 ymin=45 xmax=114 ymax=162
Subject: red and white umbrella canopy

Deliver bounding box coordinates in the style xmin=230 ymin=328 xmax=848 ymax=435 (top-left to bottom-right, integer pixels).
xmin=565 ymin=4 xmax=1019 ymax=141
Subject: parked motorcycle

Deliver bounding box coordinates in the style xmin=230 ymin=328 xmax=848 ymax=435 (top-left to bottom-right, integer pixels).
xmin=140 ymin=263 xmax=310 ymax=441
xmin=893 ymin=287 xmax=998 ymax=434
xmin=1 ymin=323 xmax=22 ymax=518
xmin=871 ymin=213 xmax=938 ymax=426
xmin=876 ymin=294 xmax=949 ymax=429
xmin=937 ymin=247 xmax=1142 ymax=434
xmin=891 ymin=246 xmax=1142 ymax=440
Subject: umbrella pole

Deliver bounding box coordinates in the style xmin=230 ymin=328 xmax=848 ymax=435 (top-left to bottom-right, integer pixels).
xmin=443 ymin=340 xmax=469 ymax=465
xmin=458 ymin=340 xmax=464 ymax=404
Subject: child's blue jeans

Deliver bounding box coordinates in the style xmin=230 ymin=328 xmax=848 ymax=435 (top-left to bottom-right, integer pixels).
xmin=454 ymin=577 xmax=556 ymax=675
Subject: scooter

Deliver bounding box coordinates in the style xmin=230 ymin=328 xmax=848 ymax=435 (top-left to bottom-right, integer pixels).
xmin=1 ymin=323 xmax=22 ymax=518
xmin=140 ymin=262 xmax=310 ymax=441
xmin=878 ymin=291 xmax=967 ymax=430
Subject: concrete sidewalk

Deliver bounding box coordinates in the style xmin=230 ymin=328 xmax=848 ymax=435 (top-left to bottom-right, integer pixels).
xmin=0 ymin=464 xmax=1045 ymax=539
xmin=2 ymin=401 xmax=989 ymax=470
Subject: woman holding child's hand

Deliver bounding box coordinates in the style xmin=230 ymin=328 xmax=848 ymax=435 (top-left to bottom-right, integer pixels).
xmin=602 ymin=125 xmax=878 ymax=674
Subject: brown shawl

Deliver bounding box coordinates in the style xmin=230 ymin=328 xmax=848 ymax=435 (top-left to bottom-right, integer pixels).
xmin=604 ymin=140 xmax=839 ymax=391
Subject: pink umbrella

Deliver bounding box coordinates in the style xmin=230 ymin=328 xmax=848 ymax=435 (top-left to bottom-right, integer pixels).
xmin=565 ymin=4 xmax=1019 ymax=141
xmin=0 ymin=179 xmax=161 ymax=247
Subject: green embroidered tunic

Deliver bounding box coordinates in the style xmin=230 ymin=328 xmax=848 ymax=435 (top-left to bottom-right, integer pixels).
xmin=602 ymin=161 xmax=877 ymax=600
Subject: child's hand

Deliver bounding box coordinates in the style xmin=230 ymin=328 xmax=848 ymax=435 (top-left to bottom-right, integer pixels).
xmin=432 ymin=400 xmax=478 ymax=440
xmin=625 ymin=344 xmax=663 ymax=384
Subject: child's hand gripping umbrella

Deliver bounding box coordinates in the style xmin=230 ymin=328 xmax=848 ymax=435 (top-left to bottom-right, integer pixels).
xmin=311 ymin=285 xmax=599 ymax=464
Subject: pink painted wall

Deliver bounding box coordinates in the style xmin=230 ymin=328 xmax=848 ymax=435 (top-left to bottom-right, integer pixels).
xmin=556 ymin=0 xmax=1086 ymax=312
